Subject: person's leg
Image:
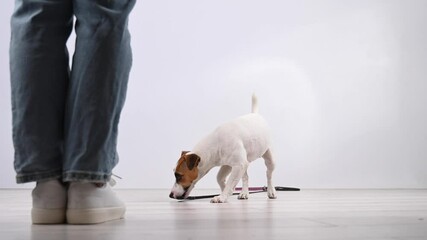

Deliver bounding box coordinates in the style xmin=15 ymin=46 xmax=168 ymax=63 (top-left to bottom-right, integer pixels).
xmin=10 ymin=0 xmax=73 ymax=224
xmin=64 ymin=0 xmax=136 ymax=224
xmin=63 ymin=0 xmax=136 ymax=183
xmin=10 ymin=0 xmax=73 ymax=184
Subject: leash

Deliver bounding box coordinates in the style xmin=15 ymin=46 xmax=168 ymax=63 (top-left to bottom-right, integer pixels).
xmin=185 ymin=186 xmax=300 ymax=200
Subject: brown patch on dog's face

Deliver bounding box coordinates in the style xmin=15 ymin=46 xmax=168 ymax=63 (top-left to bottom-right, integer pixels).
xmin=170 ymin=151 xmax=201 ymax=199
xmin=174 ymin=152 xmax=200 ymax=188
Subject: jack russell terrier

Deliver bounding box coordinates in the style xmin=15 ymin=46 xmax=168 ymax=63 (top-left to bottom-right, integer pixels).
xmin=169 ymin=94 xmax=276 ymax=203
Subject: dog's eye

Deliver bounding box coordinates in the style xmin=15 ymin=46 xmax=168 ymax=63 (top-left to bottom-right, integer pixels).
xmin=174 ymin=173 xmax=183 ymax=182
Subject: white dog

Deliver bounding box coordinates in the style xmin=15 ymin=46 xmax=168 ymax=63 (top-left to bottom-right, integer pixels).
xmin=169 ymin=95 xmax=276 ymax=203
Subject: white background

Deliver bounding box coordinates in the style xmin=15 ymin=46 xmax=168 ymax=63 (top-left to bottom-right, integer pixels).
xmin=1 ymin=0 xmax=426 ymax=189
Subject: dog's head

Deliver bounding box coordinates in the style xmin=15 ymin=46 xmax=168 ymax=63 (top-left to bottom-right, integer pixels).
xmin=169 ymin=151 xmax=201 ymax=199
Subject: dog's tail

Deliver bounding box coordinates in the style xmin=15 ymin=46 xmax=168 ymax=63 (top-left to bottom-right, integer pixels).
xmin=251 ymin=93 xmax=259 ymax=114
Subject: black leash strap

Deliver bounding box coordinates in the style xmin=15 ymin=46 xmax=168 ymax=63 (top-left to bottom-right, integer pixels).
xmin=185 ymin=186 xmax=300 ymax=200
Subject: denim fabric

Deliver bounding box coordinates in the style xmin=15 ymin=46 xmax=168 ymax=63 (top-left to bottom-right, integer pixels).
xmin=10 ymin=0 xmax=136 ymax=183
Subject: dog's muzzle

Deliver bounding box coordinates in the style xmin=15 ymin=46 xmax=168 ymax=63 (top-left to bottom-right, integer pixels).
xmin=169 ymin=186 xmax=190 ymax=199
xmin=169 ymin=192 xmax=185 ymax=199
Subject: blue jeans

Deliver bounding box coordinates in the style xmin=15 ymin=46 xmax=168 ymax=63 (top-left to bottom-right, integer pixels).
xmin=10 ymin=0 xmax=136 ymax=183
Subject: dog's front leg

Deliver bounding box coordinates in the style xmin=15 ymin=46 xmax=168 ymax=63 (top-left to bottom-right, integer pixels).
xmin=237 ymin=170 xmax=249 ymax=200
xmin=217 ymin=165 xmax=232 ymax=192
xmin=211 ymin=163 xmax=248 ymax=203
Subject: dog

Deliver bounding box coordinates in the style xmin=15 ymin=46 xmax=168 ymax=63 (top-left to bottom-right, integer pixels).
xmin=169 ymin=94 xmax=277 ymax=203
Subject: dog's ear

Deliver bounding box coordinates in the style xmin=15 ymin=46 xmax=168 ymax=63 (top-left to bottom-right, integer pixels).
xmin=181 ymin=151 xmax=190 ymax=156
xmin=185 ymin=154 xmax=200 ymax=170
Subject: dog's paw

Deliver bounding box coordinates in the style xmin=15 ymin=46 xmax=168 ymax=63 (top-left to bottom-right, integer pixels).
xmin=267 ymin=187 xmax=277 ymax=199
xmin=210 ymin=196 xmax=227 ymax=203
xmin=238 ymin=191 xmax=249 ymax=200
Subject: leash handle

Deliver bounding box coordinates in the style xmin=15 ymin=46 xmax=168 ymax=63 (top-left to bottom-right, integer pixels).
xmin=235 ymin=187 xmax=264 ymax=191
xmin=235 ymin=186 xmax=300 ymax=192
xmin=274 ymin=186 xmax=300 ymax=191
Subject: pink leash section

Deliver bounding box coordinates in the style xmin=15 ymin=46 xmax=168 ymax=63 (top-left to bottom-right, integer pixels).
xmin=184 ymin=186 xmax=300 ymax=200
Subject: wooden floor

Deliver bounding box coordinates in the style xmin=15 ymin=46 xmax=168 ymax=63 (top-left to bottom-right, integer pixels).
xmin=1 ymin=189 xmax=427 ymax=240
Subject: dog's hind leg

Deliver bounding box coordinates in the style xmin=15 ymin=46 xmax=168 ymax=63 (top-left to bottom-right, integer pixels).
xmin=238 ymin=170 xmax=249 ymax=200
xmin=263 ymin=149 xmax=277 ymax=199
xmin=217 ymin=165 xmax=232 ymax=192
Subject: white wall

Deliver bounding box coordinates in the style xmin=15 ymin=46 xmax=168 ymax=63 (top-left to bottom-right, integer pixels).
xmin=1 ymin=0 xmax=426 ymax=189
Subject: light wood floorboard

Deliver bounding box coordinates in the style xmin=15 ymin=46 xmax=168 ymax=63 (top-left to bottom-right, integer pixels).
xmin=1 ymin=189 xmax=427 ymax=240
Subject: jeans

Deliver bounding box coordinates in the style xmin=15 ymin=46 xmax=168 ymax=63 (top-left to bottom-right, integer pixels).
xmin=10 ymin=0 xmax=136 ymax=183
